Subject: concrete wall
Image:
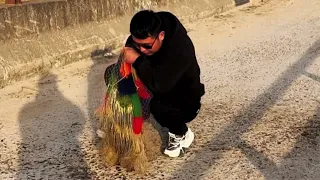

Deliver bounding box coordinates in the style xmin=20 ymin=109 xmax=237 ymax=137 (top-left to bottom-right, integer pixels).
xmin=0 ymin=0 xmax=248 ymax=88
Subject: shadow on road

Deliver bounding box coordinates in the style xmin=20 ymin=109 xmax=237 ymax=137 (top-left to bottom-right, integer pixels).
xmin=169 ymin=39 xmax=320 ymax=179
xmin=302 ymin=71 xmax=320 ymax=83
xmin=17 ymin=73 xmax=91 ymax=179
xmin=240 ymin=101 xmax=320 ymax=180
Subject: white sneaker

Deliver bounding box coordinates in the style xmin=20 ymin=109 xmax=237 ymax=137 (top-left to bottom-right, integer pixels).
xmin=164 ymin=128 xmax=195 ymax=157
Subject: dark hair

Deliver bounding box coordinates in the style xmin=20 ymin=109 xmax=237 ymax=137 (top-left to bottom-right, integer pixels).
xmin=130 ymin=10 xmax=162 ymax=39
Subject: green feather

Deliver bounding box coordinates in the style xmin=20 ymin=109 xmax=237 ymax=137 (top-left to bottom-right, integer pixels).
xmin=131 ymin=93 xmax=142 ymax=117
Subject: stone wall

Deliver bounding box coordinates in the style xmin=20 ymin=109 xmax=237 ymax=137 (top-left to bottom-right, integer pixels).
xmin=0 ymin=0 xmax=249 ymax=88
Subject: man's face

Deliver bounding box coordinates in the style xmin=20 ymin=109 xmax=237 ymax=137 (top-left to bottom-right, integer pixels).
xmin=132 ymin=31 xmax=165 ymax=56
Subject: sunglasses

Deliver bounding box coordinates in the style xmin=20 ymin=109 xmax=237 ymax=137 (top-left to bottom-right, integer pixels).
xmin=133 ymin=35 xmax=159 ymax=50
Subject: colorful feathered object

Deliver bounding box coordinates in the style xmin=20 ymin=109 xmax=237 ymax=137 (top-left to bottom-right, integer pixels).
xmin=118 ymin=59 xmax=152 ymax=134
xmin=95 ymin=50 xmax=155 ymax=174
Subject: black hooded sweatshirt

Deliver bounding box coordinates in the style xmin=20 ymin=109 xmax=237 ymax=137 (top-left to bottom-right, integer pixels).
xmin=126 ymin=11 xmax=205 ymax=106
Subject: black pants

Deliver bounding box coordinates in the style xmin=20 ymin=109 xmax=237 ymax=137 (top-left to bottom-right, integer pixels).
xmin=150 ymin=99 xmax=201 ymax=136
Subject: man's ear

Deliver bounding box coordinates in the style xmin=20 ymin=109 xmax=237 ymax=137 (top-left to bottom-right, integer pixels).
xmin=159 ymin=31 xmax=165 ymax=41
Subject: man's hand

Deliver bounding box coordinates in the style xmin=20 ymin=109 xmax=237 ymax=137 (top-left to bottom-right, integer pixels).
xmin=123 ymin=47 xmax=140 ymax=64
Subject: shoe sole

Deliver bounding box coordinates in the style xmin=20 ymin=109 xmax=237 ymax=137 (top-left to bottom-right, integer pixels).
xmin=164 ymin=148 xmax=182 ymax=158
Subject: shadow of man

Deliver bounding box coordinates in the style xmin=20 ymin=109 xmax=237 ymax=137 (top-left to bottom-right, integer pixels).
xmin=17 ymin=73 xmax=91 ymax=179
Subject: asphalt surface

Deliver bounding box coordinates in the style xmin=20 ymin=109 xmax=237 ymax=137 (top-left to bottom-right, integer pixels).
xmin=1 ymin=0 xmax=320 ymax=179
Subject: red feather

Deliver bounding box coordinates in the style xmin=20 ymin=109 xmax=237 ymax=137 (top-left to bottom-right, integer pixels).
xmin=135 ymin=79 xmax=151 ymax=99
xmin=132 ymin=116 xmax=143 ymax=134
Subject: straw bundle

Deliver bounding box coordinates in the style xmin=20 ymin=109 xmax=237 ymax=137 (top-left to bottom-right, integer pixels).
xmin=95 ymin=51 xmax=161 ymax=174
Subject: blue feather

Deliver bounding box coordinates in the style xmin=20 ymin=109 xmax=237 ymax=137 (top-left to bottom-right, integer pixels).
xmin=118 ymin=75 xmax=137 ymax=96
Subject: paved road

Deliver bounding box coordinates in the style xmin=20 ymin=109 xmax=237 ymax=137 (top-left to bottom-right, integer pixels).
xmin=1 ymin=0 xmax=320 ymax=179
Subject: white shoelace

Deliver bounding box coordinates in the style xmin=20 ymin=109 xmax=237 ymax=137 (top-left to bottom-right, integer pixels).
xmin=168 ymin=133 xmax=184 ymax=148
